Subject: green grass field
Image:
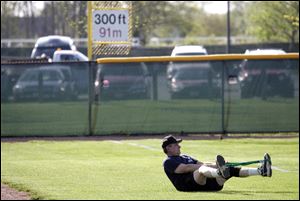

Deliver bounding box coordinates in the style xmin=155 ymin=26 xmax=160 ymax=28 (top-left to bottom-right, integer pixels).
xmin=1 ymin=137 xmax=299 ymax=200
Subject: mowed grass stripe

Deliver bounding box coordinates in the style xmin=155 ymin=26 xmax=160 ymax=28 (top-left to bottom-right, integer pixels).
xmin=1 ymin=138 xmax=299 ymax=200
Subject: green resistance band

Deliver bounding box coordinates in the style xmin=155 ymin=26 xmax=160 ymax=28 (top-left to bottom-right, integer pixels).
xmin=225 ymin=160 xmax=265 ymax=167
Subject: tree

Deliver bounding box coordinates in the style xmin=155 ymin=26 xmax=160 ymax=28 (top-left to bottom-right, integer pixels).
xmin=2 ymin=1 xmax=298 ymax=48
xmin=230 ymin=1 xmax=251 ymax=36
xmin=1 ymin=1 xmax=17 ymax=38
xmin=132 ymin=1 xmax=174 ymax=44
xmin=1 ymin=1 xmax=36 ymax=38
xmin=246 ymin=1 xmax=299 ymax=48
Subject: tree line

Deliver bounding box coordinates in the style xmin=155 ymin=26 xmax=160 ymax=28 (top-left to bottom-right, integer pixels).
xmin=1 ymin=1 xmax=299 ymax=47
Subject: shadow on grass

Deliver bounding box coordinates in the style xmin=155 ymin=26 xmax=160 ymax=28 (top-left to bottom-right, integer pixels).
xmin=219 ymin=190 xmax=295 ymax=195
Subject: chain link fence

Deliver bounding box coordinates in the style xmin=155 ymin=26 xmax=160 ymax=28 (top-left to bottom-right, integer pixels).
xmin=1 ymin=54 xmax=299 ymax=136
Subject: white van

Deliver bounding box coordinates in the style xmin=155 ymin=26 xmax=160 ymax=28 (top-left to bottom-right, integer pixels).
xmin=31 ymin=35 xmax=77 ymax=59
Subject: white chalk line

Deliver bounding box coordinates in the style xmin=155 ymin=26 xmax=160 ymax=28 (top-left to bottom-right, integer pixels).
xmin=272 ymin=166 xmax=298 ymax=173
xmin=109 ymin=140 xmax=160 ymax=151
xmin=109 ymin=141 xmax=298 ymax=173
xmin=109 ymin=140 xmax=123 ymax=144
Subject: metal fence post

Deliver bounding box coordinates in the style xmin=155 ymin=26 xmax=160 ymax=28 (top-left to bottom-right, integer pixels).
xmin=221 ymin=61 xmax=226 ymax=134
xmin=88 ymin=61 xmax=93 ymax=136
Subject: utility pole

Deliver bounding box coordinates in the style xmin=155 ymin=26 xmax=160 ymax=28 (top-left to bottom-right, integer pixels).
xmin=87 ymin=1 xmax=92 ymax=60
xmin=226 ymin=1 xmax=231 ymax=53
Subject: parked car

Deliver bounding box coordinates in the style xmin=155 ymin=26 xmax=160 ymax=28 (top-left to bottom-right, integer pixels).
xmin=239 ymin=49 xmax=294 ymax=99
xmin=167 ymin=45 xmax=208 ymax=79
xmin=13 ymin=65 xmax=77 ymax=101
xmin=167 ymin=45 xmax=220 ymax=99
xmin=94 ymin=63 xmax=151 ymax=100
xmin=31 ymin=35 xmax=77 ymax=59
xmin=167 ymin=62 xmax=220 ymax=99
xmin=171 ymin=45 xmax=208 ymax=56
xmin=1 ymin=69 xmax=9 ymax=101
xmin=50 ymin=65 xmax=78 ymax=99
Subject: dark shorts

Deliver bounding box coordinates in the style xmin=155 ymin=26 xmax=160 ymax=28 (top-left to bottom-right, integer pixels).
xmin=189 ymin=177 xmax=223 ymax=192
xmin=176 ymin=174 xmax=223 ymax=192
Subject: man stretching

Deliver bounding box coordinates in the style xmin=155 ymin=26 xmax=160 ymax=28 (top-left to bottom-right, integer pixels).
xmin=162 ymin=135 xmax=272 ymax=192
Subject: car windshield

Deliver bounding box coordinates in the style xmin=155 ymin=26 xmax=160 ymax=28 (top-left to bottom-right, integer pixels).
xmin=38 ymin=38 xmax=71 ymax=47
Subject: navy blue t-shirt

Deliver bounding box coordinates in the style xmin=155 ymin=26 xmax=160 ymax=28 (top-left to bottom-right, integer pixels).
xmin=163 ymin=155 xmax=198 ymax=191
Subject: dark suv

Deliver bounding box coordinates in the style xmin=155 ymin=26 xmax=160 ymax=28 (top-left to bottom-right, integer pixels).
xmin=31 ymin=35 xmax=76 ymax=59
xmin=12 ymin=65 xmax=77 ymax=101
xmin=167 ymin=62 xmax=220 ymax=99
xmin=94 ymin=63 xmax=151 ymax=101
xmin=239 ymin=49 xmax=294 ymax=99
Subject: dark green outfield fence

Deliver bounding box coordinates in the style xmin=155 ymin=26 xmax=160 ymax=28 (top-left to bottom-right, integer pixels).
xmin=1 ymin=54 xmax=299 ymax=136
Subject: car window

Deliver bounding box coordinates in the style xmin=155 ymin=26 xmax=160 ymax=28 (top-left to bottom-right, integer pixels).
xmin=42 ymin=70 xmax=62 ymax=81
xmin=60 ymin=54 xmax=78 ymax=61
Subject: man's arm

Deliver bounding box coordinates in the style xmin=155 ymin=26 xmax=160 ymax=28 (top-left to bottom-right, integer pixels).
xmin=174 ymin=163 xmax=202 ymax=174
xmin=202 ymin=162 xmax=217 ymax=168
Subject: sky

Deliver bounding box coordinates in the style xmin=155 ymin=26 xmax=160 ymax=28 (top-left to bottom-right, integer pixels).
xmin=34 ymin=1 xmax=45 ymax=10
xmin=33 ymin=1 xmax=229 ymax=15
xmin=200 ymin=1 xmax=229 ymax=14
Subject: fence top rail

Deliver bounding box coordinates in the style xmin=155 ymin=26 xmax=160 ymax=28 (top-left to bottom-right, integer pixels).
xmin=96 ymin=53 xmax=299 ymax=64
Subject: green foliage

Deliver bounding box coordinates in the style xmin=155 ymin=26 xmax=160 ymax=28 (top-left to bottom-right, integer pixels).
xmin=1 ymin=1 xmax=299 ymax=46
xmin=246 ymin=1 xmax=299 ymax=44
xmin=1 ymin=138 xmax=299 ymax=199
xmin=132 ymin=1 xmax=204 ymax=43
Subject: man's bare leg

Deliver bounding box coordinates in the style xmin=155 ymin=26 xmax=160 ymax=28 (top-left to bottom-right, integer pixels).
xmin=193 ymin=165 xmax=226 ymax=186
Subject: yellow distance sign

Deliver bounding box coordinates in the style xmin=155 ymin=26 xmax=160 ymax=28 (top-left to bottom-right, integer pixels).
xmin=88 ymin=1 xmax=132 ymax=59
xmin=92 ymin=10 xmax=129 ymax=42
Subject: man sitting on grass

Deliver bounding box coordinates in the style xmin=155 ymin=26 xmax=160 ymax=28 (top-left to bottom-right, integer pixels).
xmin=162 ymin=135 xmax=272 ymax=192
